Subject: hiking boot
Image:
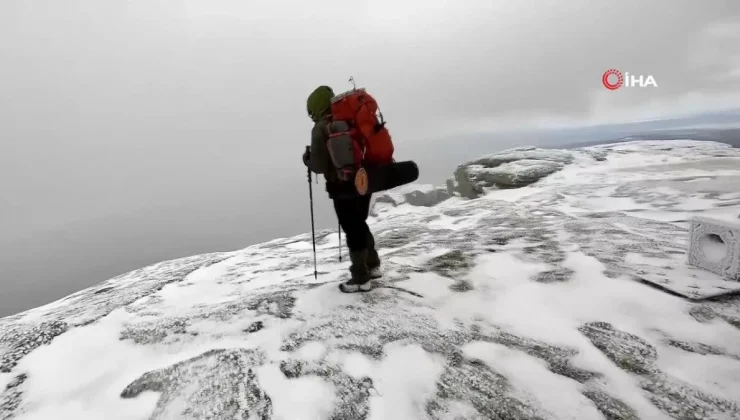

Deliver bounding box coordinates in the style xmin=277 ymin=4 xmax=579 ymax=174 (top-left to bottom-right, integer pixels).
xmin=368 ymin=267 xmax=383 ymax=280
xmin=339 ymin=250 xmax=374 ymax=293
xmin=339 ymin=277 xmax=374 ymax=293
xmin=366 ymin=233 xmax=382 ymax=277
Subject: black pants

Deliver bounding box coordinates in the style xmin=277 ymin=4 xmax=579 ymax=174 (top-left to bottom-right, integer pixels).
xmin=333 ymin=194 xmax=372 ymax=252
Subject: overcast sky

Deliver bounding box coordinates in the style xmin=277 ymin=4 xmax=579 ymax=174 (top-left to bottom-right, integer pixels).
xmin=2 ymin=0 xmax=740 ymax=317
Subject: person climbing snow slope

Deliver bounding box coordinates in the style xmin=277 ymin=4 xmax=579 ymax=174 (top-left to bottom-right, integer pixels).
xmin=302 ymin=85 xmax=383 ymax=293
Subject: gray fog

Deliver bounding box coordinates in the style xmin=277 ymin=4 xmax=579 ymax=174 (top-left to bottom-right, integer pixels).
xmin=2 ymin=0 xmax=740 ymax=317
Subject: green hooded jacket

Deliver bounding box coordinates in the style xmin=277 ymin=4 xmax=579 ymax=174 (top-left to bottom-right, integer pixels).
xmin=306 ymin=86 xmax=338 ymax=183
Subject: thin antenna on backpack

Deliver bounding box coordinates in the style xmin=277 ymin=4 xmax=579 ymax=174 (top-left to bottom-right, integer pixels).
xmin=349 ymin=76 xmax=356 ymax=90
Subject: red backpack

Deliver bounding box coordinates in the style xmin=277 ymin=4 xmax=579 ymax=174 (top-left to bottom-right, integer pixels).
xmin=325 ymin=87 xmax=395 ymax=186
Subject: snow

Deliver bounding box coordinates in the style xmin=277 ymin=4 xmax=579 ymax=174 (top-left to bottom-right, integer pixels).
xmin=367 ymin=343 xmax=445 ymax=420
xmin=462 ymin=341 xmax=603 ymax=419
xmin=294 ymin=341 xmax=328 ymax=362
xmin=257 ymin=365 xmax=337 ymax=420
xmin=2 ymin=140 xmax=740 ymax=420
xmin=11 ymin=310 xmax=161 ymax=420
xmin=338 ymin=352 xmax=374 ymax=380
xmin=655 ymin=345 xmax=740 ymax=403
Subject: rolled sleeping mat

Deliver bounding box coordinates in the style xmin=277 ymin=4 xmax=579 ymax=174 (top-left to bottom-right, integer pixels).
xmin=354 ymin=161 xmax=419 ymax=196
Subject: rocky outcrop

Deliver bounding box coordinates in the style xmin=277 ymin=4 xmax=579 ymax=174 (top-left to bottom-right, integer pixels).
xmin=447 ymin=146 xmax=576 ymax=199
xmin=371 ymin=184 xmax=451 ymax=216
xmin=577 ymin=148 xmax=608 ymax=161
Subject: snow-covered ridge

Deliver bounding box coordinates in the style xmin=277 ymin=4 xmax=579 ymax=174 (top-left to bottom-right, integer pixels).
xmin=2 ymin=140 xmax=740 ymax=420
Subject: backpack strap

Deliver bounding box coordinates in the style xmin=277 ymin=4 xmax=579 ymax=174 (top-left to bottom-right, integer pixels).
xmin=322 ymin=114 xmax=333 ymax=138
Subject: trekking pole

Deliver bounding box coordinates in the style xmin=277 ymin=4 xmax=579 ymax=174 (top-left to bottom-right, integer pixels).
xmin=338 ymin=221 xmax=342 ymax=262
xmin=306 ymin=146 xmax=318 ymax=279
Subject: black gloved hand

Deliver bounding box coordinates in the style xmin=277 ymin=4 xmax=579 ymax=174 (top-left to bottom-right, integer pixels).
xmin=303 ymin=147 xmax=311 ymax=167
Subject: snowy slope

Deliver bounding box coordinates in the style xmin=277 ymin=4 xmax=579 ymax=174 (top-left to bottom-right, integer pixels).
xmin=2 ymin=140 xmax=740 ymax=420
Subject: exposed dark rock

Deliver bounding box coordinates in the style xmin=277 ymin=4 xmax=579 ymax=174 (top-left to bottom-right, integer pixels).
xmin=121 ymin=348 xmax=271 ymax=420
xmin=244 ymin=321 xmax=264 ymax=334
xmin=583 ymin=389 xmax=639 ymax=420
xmin=450 ymin=280 xmax=474 ymax=292
xmin=531 ymin=267 xmax=575 ymax=283
xmin=428 ymin=250 xmax=473 ymax=278
xmin=580 ymin=321 xmax=740 ymax=419
xmin=0 ymin=374 xmax=27 ymax=420
xmin=0 ymin=321 xmax=69 ymax=373
xmin=428 ymin=358 xmax=545 ymax=420
xmin=579 ymin=322 xmax=657 ymax=375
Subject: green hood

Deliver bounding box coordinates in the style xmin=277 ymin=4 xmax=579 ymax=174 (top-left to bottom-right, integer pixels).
xmin=307 ymin=85 xmax=334 ymax=122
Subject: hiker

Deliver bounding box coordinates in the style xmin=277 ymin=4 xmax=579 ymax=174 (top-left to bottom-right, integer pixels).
xmin=302 ymin=85 xmax=382 ymax=293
